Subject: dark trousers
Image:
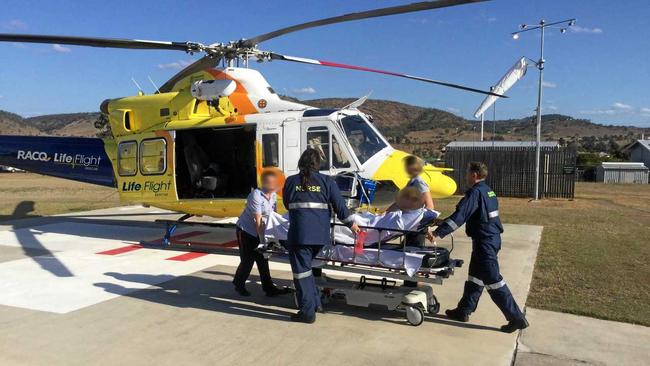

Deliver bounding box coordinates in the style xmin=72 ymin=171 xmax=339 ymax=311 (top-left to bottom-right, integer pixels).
xmin=233 ymin=228 xmax=274 ymax=292
xmin=288 ymin=244 xmax=323 ymax=319
xmin=457 ymin=239 xmax=524 ymax=322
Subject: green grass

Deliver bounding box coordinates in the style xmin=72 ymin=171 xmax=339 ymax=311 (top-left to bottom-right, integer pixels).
xmin=434 ymin=182 xmax=650 ymax=326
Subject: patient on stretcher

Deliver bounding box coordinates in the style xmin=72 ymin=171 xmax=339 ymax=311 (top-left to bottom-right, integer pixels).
xmin=263 ymin=187 xmax=441 ymax=276
xmin=264 ymin=187 xmax=438 ymax=245
xmin=333 ymin=186 xmax=438 ymax=245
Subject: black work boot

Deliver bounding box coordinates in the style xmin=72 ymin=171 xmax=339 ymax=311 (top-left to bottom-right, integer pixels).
xmin=500 ymin=317 xmax=529 ymax=333
xmin=233 ymin=283 xmax=251 ymax=297
xmin=265 ymin=286 xmax=293 ymax=297
xmin=445 ymin=308 xmax=469 ymax=322
xmin=290 ymin=311 xmax=316 ymax=324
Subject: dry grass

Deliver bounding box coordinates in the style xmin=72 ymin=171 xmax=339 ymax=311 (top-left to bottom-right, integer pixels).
xmin=0 ymin=173 xmax=120 ymax=219
xmin=434 ymin=182 xmax=650 ymax=326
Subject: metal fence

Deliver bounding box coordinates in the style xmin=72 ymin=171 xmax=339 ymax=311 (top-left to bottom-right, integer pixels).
xmin=444 ymin=145 xmax=576 ymax=199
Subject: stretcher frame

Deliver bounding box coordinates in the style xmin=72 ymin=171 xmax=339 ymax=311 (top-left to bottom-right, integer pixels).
xmin=313 ymin=222 xmax=461 ymax=285
xmin=141 ymin=214 xmax=462 ymax=286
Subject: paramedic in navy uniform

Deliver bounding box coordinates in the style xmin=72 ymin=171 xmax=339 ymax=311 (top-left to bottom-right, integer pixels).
xmin=428 ymin=162 xmax=529 ymax=333
xmin=283 ymin=148 xmax=360 ymax=323
xmin=233 ymin=170 xmax=292 ymax=297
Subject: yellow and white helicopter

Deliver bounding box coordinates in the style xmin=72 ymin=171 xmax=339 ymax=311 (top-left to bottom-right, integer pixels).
xmin=0 ymin=0 xmax=502 ymax=218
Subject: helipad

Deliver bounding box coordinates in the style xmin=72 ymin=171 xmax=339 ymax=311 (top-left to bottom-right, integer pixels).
xmin=0 ymin=206 xmax=541 ymax=366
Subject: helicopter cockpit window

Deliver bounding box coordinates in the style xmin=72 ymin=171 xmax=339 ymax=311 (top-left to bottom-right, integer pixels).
xmin=118 ymin=141 xmax=137 ymax=176
xmin=140 ymin=138 xmax=167 ymax=175
xmin=306 ymin=126 xmax=330 ymax=170
xmin=341 ymin=116 xmax=387 ymax=164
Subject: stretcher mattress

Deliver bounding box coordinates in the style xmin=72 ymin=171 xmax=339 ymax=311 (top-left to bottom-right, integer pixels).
xmin=264 ymin=209 xmax=443 ymax=277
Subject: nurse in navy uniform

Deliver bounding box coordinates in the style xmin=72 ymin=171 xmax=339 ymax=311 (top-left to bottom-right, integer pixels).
xmin=283 ymin=149 xmax=360 ymax=323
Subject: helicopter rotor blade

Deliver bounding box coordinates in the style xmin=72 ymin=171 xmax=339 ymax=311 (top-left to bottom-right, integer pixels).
xmin=242 ymin=0 xmax=488 ymax=46
xmin=269 ymin=53 xmax=506 ymax=98
xmin=0 ymin=33 xmax=202 ymax=52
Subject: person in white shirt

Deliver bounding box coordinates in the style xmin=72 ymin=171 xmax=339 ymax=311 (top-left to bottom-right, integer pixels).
xmin=234 ymin=170 xmax=291 ymax=297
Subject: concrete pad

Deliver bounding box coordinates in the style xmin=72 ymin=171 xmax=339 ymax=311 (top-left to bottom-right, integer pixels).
xmin=516 ymin=308 xmax=650 ymax=366
xmin=0 ymin=206 xmax=542 ymax=366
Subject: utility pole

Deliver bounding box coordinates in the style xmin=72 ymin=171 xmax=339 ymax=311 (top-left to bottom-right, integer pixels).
xmin=512 ymin=18 xmax=575 ymax=200
xmin=534 ymin=21 xmax=545 ymax=201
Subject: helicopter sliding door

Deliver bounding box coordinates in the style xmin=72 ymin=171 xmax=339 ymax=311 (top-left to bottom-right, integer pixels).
xmin=175 ymin=125 xmax=257 ymax=199
xmin=115 ymin=131 xmax=175 ymax=203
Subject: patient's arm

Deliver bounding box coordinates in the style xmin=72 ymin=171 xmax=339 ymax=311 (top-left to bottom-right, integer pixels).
xmin=386 ymin=202 xmax=399 ymax=212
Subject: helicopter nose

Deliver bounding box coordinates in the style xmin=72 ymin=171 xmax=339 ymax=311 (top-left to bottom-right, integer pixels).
xmin=420 ymin=166 xmax=458 ymax=199
xmin=370 ymin=150 xmax=457 ymax=199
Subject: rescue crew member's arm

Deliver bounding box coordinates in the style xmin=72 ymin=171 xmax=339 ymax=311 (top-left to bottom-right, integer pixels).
xmin=254 ymin=213 xmax=265 ymax=243
xmin=428 ymin=189 xmax=479 ymax=240
xmin=327 ymin=178 xmax=361 ymax=233
xmin=422 ymin=191 xmax=434 ymax=210
xmin=248 ymin=192 xmax=267 ymax=243
xmin=414 ymin=177 xmax=434 ymax=210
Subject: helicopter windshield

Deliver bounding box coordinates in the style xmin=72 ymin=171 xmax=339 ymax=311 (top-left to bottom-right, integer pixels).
xmin=341 ymin=115 xmax=387 ymax=165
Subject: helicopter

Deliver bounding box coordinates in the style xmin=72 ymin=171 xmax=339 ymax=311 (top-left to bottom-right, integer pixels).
xmin=0 ymin=0 xmax=503 ymax=218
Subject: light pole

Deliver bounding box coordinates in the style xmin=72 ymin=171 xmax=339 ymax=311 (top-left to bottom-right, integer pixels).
xmin=512 ymin=18 xmax=575 ymax=200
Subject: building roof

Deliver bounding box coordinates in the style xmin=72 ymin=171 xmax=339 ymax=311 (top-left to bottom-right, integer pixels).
xmin=600 ymin=162 xmax=649 ymax=170
xmin=622 ymin=139 xmax=650 ymax=153
xmin=445 ymin=141 xmax=559 ymax=148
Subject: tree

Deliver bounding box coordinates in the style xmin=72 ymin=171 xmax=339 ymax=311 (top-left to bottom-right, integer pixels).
xmin=94 ymin=113 xmax=112 ymax=139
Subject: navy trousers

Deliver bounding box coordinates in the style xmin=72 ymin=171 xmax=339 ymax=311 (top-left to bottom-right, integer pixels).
xmin=457 ymin=238 xmax=524 ymax=322
xmin=288 ymin=244 xmax=323 ymax=319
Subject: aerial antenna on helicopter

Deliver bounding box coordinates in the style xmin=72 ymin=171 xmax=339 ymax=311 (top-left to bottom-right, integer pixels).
xmin=130 ymin=77 xmax=144 ymax=96
xmin=147 ymin=76 xmax=161 ymax=94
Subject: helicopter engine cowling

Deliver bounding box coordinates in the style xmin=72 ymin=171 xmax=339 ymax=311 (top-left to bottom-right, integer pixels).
xmin=191 ymin=79 xmax=236 ymax=100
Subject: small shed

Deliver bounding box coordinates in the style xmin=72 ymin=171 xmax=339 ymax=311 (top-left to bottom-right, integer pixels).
xmin=596 ymin=162 xmax=649 ymax=184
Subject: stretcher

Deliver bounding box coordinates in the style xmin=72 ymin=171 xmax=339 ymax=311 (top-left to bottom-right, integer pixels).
xmin=263 ymin=216 xmax=462 ymax=326
xmin=143 ymin=212 xmax=462 ymax=326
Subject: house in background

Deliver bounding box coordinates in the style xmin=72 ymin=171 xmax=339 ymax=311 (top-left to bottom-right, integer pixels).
xmin=622 ymin=139 xmax=650 ymax=169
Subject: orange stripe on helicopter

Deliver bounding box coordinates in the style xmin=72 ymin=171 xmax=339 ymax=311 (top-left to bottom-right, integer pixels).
xmin=207 ymin=69 xmax=257 ymax=116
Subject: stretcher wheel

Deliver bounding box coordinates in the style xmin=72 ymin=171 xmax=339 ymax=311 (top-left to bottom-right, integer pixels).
xmin=428 ymin=295 xmax=440 ymax=314
xmin=405 ymin=306 xmax=424 ymax=326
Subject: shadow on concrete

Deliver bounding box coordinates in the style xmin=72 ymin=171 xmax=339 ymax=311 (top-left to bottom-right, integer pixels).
xmin=1 ymin=201 xmax=73 ymax=277
xmin=94 ymin=271 xmax=295 ymax=321
xmin=100 ymin=268 xmax=501 ymax=330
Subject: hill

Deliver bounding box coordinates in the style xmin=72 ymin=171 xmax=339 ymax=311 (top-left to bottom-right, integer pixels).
xmin=0 ymin=111 xmax=41 ymax=136
xmin=302 ymin=98 xmax=648 ymax=158
xmin=25 ymin=112 xmax=100 ymax=136
xmin=1 ymin=98 xmax=648 ymax=158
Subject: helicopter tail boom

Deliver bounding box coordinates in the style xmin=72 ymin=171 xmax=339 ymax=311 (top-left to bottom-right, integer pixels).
xmin=0 ymin=135 xmax=115 ymax=187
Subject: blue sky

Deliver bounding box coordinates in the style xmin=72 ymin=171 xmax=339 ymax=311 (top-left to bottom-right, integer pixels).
xmin=1 ymin=0 xmax=649 ymax=126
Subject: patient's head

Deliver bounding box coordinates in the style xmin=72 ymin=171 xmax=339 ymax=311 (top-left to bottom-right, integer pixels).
xmin=396 ymin=186 xmax=423 ymax=211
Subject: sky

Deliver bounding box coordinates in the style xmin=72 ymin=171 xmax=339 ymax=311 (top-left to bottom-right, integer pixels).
xmin=1 ymin=0 xmax=649 ymax=126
